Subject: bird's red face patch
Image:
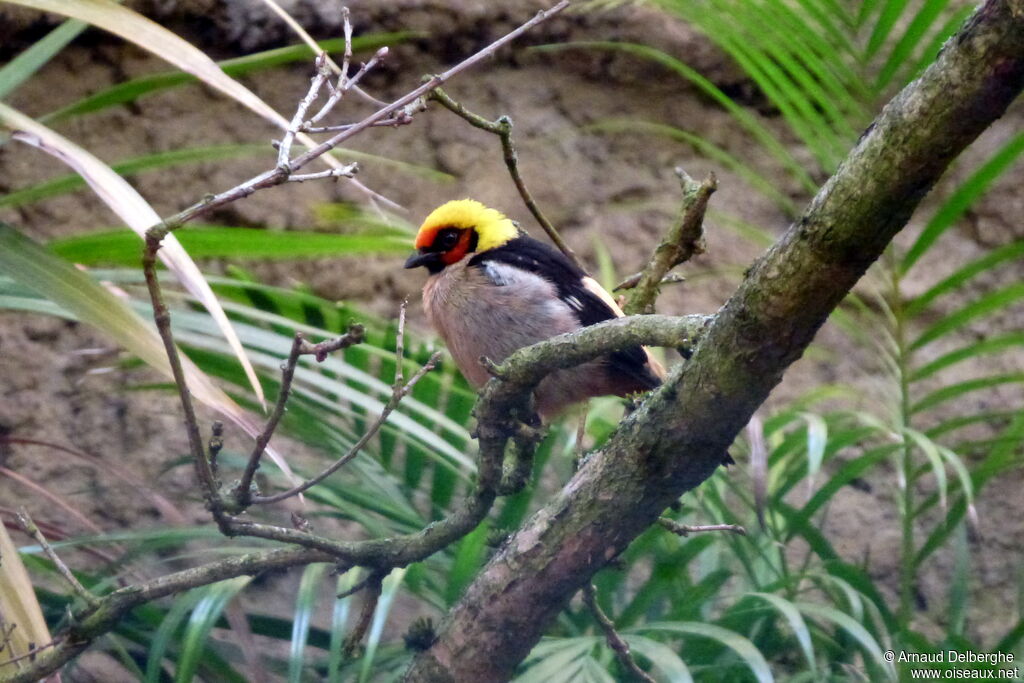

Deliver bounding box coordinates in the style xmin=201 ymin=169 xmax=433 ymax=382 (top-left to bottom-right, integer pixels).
xmin=415 ymin=225 xmax=477 ymax=265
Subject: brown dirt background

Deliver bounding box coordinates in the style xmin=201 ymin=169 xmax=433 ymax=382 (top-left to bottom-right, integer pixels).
xmin=1 ymin=1 xmax=1022 ymax=680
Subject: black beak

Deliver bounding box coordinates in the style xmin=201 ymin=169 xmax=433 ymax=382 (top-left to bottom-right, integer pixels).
xmin=404 ymin=251 xmax=442 ymax=270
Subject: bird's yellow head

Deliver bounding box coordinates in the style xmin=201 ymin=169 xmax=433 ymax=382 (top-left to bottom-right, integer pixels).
xmin=404 ymin=199 xmax=519 ymax=273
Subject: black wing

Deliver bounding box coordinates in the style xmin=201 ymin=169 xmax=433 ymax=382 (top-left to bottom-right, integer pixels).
xmin=469 ymin=235 xmax=660 ymax=389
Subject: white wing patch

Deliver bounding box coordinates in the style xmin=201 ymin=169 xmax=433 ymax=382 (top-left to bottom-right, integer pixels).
xmin=481 ymin=260 xmax=517 ymax=286
xmin=562 ymin=294 xmax=585 ymax=312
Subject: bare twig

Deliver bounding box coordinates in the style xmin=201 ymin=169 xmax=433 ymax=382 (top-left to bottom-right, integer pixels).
xmin=277 ymin=53 xmax=331 ymax=169
xmin=235 ymin=324 xmax=366 ymax=508
xmin=339 ymin=7 xmax=353 ymax=88
xmin=0 ymin=637 xmax=61 ymax=668
xmin=142 ymin=237 xmax=227 ymax=527
xmin=657 ymin=518 xmax=746 ymax=537
xmin=621 ymin=169 xmax=716 ymax=315
xmin=336 ymin=570 xmax=380 ymax=600
xmin=428 ymin=87 xmax=582 ymax=270
xmin=15 ymin=509 xmax=99 ymax=608
xmin=343 ymin=573 xmax=385 ymax=658
xmin=306 ymin=47 xmax=390 ymax=129
xmin=581 ymin=583 xmax=655 ymax=683
xmin=285 ymin=163 xmax=359 ymax=183
xmin=143 ymin=0 xmax=571 ymax=242
xmin=615 ymin=271 xmax=685 ymax=292
xmin=253 ymin=306 xmax=440 ymax=504
xmin=296 ymin=325 xmax=367 ymax=362
xmin=301 ymin=114 xmax=412 ymax=133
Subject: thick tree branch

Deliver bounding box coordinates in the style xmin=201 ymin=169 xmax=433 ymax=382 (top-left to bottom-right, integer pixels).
xmin=405 ymin=2 xmax=1024 ymax=680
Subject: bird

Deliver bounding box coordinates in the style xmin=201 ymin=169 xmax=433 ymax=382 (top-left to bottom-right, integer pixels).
xmin=404 ymin=198 xmax=665 ymax=420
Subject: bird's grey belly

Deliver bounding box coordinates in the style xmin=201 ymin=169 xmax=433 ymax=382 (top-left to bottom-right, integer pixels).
xmin=423 ymin=263 xmax=615 ymax=418
xmin=427 ymin=276 xmax=577 ymax=388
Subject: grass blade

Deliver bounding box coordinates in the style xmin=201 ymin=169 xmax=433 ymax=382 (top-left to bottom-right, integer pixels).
xmin=873 ymin=0 xmax=951 ymax=91
xmin=910 ymin=282 xmax=1024 ymax=351
xmin=0 ymin=144 xmax=267 ymax=210
xmin=0 ymin=227 xmax=295 ymax=479
xmin=0 ymin=19 xmax=87 ymax=99
xmin=634 ymin=621 xmax=772 ymax=683
xmin=289 ymin=563 xmax=329 ymax=683
xmin=746 ymin=592 xmax=817 ymax=675
xmin=906 ymin=241 xmax=1024 ymax=317
xmin=910 ymin=332 xmax=1024 ymax=382
xmin=536 ymin=41 xmax=818 ymax=192
xmin=327 ymin=571 xmax=360 ymax=683
xmin=794 ymin=601 xmax=896 ymax=680
xmin=0 ymin=103 xmax=266 ymax=408
xmin=6 ymin=0 xmax=286 ymax=129
xmin=902 ymin=132 xmax=1024 ymax=272
xmin=40 ymin=33 xmax=406 ymax=124
xmin=0 ymin=525 xmax=53 ymax=677
xmin=622 ymin=634 xmax=693 ymax=683
xmin=174 ymin=577 xmax=252 ymax=682
xmin=863 ymin=0 xmax=913 ymax=62
xmin=359 ymin=567 xmax=409 ymax=683
xmin=49 ymin=226 xmax=413 ymax=266
xmin=911 ymin=373 xmax=1024 ymax=415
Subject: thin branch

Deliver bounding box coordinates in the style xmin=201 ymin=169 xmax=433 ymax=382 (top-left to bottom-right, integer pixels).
xmin=285 ymin=163 xmax=359 ymax=183
xmin=253 ymin=306 xmax=440 ymax=504
xmin=343 ymin=573 xmax=384 ymax=658
xmin=339 ymin=7 xmax=353 ymax=89
xmin=144 ymin=0 xmax=570 ymax=243
xmin=0 ymin=637 xmax=61 ymax=668
xmin=301 ymin=114 xmax=412 ymax=133
xmin=621 ymin=169 xmax=716 ymax=315
xmin=235 ymin=324 xmax=365 ymax=508
xmin=142 ymin=236 xmax=226 ymax=527
xmin=657 ymin=518 xmax=746 ymax=537
xmin=306 ymin=47 xmax=390 ymax=128
xmin=489 ymin=314 xmax=711 ymax=387
xmin=336 ymin=570 xmax=379 ymax=600
xmin=15 ymin=508 xmax=99 ymax=608
xmin=581 ymin=584 xmax=655 ymax=683
xmin=428 ymin=87 xmax=581 ymax=270
xmin=276 ymin=53 xmax=330 ymax=169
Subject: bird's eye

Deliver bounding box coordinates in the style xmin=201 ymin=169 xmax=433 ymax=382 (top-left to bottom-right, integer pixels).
xmin=437 ymin=229 xmax=461 ymax=250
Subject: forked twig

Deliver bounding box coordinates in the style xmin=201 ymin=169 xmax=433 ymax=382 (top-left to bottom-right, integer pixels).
xmin=146 ymin=0 xmax=571 ymax=241
xmin=277 ymin=53 xmax=331 ymax=170
xmin=234 ymin=324 xmax=366 ymax=508
xmin=252 ymin=303 xmax=441 ymax=504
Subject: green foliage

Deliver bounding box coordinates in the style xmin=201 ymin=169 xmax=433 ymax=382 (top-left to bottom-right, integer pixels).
xmin=523 ymin=0 xmax=1023 ymax=680
xmin=3 ymin=0 xmax=1022 ymax=680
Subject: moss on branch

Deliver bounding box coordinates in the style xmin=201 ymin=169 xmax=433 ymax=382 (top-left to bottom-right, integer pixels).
xmin=406 ymin=2 xmax=1024 ymax=680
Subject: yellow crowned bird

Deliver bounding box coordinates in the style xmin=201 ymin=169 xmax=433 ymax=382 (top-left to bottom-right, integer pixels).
xmin=404 ymin=199 xmax=664 ymax=420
